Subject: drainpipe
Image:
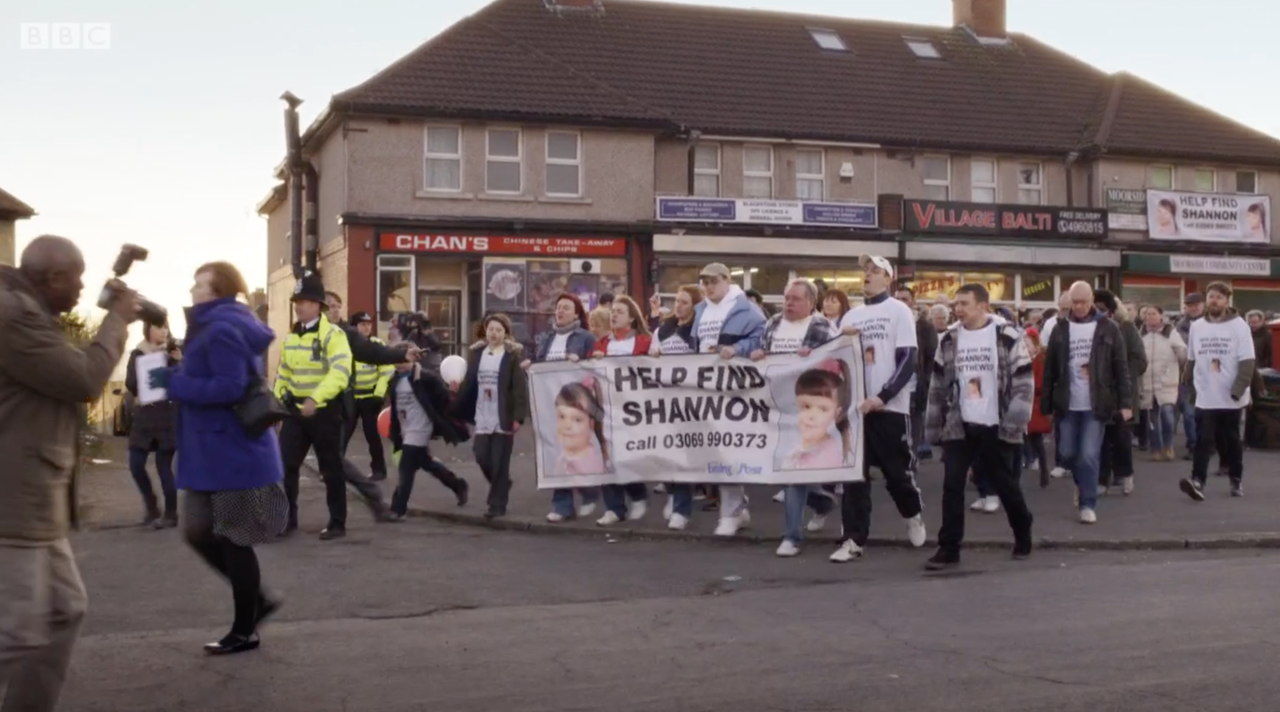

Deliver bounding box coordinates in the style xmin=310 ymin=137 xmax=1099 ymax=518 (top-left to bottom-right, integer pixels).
xmin=685 ymin=128 xmax=702 ymax=195
xmin=304 ymin=164 xmax=319 ymax=273
xmin=281 ymin=91 xmax=304 ymax=277
xmin=1063 ymin=151 xmax=1080 ymax=207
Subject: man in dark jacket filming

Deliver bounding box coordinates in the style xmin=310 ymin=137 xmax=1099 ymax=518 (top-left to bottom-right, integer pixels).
xmin=0 ymin=235 xmax=136 ymax=711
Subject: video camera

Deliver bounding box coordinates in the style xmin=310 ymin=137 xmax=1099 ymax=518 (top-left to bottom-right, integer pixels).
xmin=394 ymin=311 xmax=439 ymax=352
xmin=97 ymin=244 xmax=168 ymax=326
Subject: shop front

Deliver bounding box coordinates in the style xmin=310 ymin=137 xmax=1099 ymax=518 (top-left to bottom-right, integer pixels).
xmin=896 ymin=199 xmax=1116 ymax=309
xmin=374 ymin=231 xmax=638 ymax=354
xmin=652 ymin=196 xmax=884 ymax=308
xmin=1121 ymin=253 xmax=1280 ymax=314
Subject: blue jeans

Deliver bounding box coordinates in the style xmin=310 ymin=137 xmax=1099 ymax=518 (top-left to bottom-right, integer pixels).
xmin=128 ymin=447 xmax=176 ymax=517
xmin=668 ymin=484 xmax=694 ymax=518
xmin=1057 ymin=411 xmax=1106 ymax=510
xmin=1147 ymin=404 xmax=1176 ymax=452
xmin=781 ymin=485 xmax=835 ymax=543
xmin=1178 ymin=384 xmax=1197 ymax=449
xmin=550 ymin=487 xmax=600 ymax=518
xmin=602 ymin=483 xmax=648 ymax=517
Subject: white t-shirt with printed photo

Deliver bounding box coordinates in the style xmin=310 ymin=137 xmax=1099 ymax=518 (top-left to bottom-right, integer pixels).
xmin=839 ymin=296 xmax=918 ymax=415
xmin=1067 ymin=320 xmax=1097 ymax=412
xmin=697 ymin=296 xmax=736 ymax=353
xmin=544 ymin=332 xmax=569 ymax=362
xmin=955 ymin=320 xmax=1000 ymax=426
xmin=769 ymin=316 xmax=811 ymax=354
xmin=1190 ymin=317 xmax=1255 ymax=409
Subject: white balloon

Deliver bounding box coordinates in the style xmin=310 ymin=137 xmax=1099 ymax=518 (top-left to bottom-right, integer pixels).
xmin=440 ymin=355 xmax=468 ymax=384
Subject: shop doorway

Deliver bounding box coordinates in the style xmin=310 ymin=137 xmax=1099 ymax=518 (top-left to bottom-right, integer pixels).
xmin=418 ymin=289 xmax=462 ymax=356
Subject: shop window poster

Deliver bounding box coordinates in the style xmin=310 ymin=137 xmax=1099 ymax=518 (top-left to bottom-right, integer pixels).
xmin=483 ymin=260 xmax=527 ymax=313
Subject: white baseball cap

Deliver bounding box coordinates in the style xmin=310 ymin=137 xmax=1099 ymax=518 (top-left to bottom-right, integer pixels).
xmin=860 ymin=254 xmax=895 ymax=280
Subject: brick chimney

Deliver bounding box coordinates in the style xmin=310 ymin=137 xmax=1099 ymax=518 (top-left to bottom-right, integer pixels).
xmin=953 ymin=0 xmax=1006 ymax=38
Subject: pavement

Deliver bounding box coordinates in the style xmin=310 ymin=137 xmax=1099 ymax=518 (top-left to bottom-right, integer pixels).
xmin=58 ymin=492 xmax=1280 ymax=712
xmin=80 ymin=433 xmax=1280 ymax=552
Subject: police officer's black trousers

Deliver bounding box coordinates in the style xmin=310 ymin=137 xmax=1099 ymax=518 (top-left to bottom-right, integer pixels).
xmin=280 ymin=405 xmax=351 ymax=530
xmin=344 ymin=397 xmax=388 ymax=477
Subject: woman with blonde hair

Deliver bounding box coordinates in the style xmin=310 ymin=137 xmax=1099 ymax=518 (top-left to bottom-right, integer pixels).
xmin=146 ymin=261 xmax=288 ymax=655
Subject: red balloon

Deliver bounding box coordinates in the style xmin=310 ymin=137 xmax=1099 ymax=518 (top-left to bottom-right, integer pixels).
xmin=377 ymin=407 xmax=392 ymax=438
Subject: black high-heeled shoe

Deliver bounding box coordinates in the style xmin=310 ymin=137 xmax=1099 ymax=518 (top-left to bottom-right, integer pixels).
xmin=203 ymin=633 xmax=260 ymax=656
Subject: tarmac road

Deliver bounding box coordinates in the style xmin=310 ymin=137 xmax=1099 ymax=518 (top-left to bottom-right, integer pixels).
xmin=60 ymin=489 xmax=1280 ymax=712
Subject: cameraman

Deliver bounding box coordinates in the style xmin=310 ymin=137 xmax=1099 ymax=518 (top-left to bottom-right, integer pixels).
xmin=0 ymin=235 xmax=136 ymax=711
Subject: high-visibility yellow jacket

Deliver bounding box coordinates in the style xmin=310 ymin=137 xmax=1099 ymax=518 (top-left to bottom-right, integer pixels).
xmin=354 ymin=336 xmax=394 ymax=400
xmin=274 ymin=315 xmax=352 ymax=408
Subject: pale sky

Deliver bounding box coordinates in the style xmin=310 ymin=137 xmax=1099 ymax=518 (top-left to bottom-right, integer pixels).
xmin=4 ymin=0 xmax=1278 ymax=342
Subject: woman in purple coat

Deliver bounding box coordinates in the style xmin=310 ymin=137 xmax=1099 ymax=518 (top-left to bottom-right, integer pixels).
xmin=148 ymin=262 xmax=288 ymax=655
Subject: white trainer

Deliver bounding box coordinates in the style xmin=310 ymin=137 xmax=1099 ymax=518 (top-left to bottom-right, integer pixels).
xmin=829 ymin=539 xmax=864 ymax=563
xmin=1050 ymin=467 xmax=1070 ymax=479
xmin=546 ymin=512 xmax=566 ymax=523
xmin=714 ymin=517 xmax=740 ymax=537
xmin=776 ymin=539 xmax=800 ymax=557
xmin=737 ymin=509 xmax=751 ymax=529
xmin=667 ymin=513 xmax=689 ymax=531
xmin=906 ymin=514 xmax=927 ymax=547
xmin=772 ymin=489 xmax=786 ymax=503
xmin=577 ymin=502 xmax=597 ymax=519
xmin=806 ymin=514 xmax=827 ymax=533
xmin=627 ymin=500 xmax=648 ymax=522
xmin=1079 ymin=508 xmax=1097 ymax=524
xmin=970 ymin=497 xmax=987 ymax=511
xmin=663 ymin=497 xmax=674 ymax=521
xmin=596 ymin=511 xmax=621 ymax=527
xmin=981 ymin=496 xmax=1000 ymax=513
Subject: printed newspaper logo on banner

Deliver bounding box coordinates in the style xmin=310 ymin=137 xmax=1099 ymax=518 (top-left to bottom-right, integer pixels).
xmin=528 ymin=337 xmax=866 ymax=488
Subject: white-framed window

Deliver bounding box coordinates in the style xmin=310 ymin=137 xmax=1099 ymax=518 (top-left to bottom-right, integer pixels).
xmin=743 ymin=145 xmax=774 ymax=198
xmin=795 ymin=148 xmax=825 ymax=201
xmin=1149 ymin=165 xmax=1174 ymax=190
xmin=693 ymin=143 xmax=721 ymax=197
xmin=376 ymin=254 xmax=415 ymax=322
xmin=485 ymin=128 xmax=522 ymax=194
xmin=545 ymin=131 xmax=581 ymax=197
xmin=1237 ymin=170 xmax=1258 ymax=194
xmin=1016 ymin=162 xmax=1042 ymax=204
xmin=922 ymin=155 xmax=950 ymax=200
xmin=970 ymin=158 xmax=997 ymax=203
xmin=1194 ymin=168 xmax=1217 ymax=192
xmin=423 ymin=125 xmax=462 ymax=192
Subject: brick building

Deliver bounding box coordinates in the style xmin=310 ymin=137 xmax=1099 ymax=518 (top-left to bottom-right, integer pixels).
xmin=259 ymin=0 xmax=1280 ymax=373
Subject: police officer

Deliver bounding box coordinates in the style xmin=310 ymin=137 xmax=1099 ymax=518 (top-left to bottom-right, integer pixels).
xmin=275 ymin=273 xmax=363 ymax=540
xmin=345 ymin=311 xmax=393 ymax=481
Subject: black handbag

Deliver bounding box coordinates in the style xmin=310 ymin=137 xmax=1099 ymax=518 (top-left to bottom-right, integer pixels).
xmin=234 ymin=371 xmax=288 ymax=437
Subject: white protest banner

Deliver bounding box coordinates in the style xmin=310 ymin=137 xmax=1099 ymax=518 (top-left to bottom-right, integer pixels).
xmin=529 ymin=336 xmax=866 ymax=489
xmin=1147 ymin=190 xmax=1271 ymax=244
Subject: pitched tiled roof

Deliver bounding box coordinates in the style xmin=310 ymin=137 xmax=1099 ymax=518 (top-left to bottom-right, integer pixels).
xmin=0 ymin=187 xmax=35 ymax=219
xmin=330 ymin=0 xmax=1280 ymax=164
